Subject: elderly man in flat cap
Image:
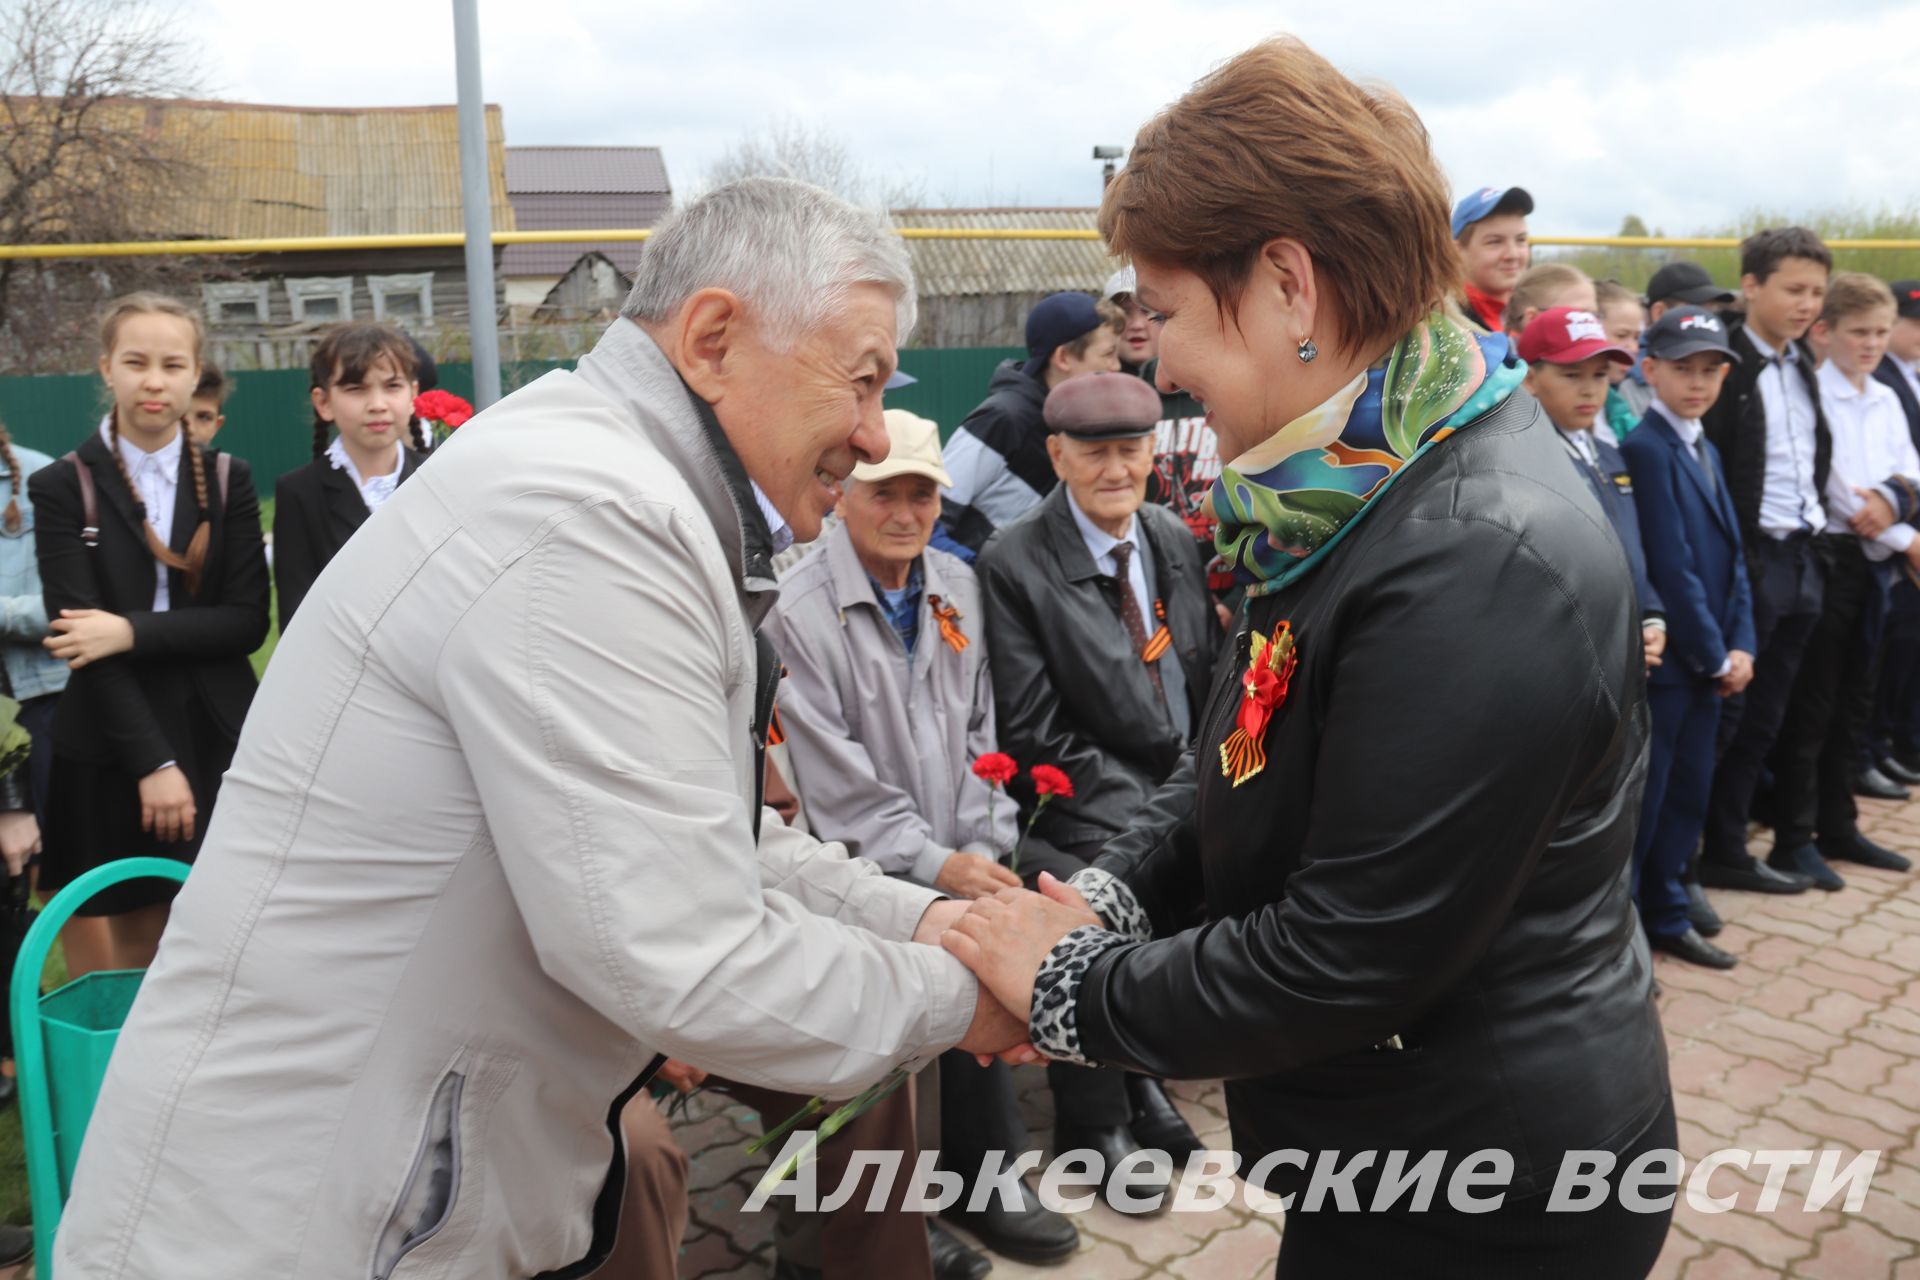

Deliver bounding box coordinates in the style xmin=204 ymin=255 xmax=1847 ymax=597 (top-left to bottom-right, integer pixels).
xmin=976 ymin=371 xmax=1220 ymax=1211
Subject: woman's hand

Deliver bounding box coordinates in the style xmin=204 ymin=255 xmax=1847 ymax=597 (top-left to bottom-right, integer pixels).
xmin=45 ymin=609 xmax=135 ymax=670
xmin=942 ymin=873 xmax=1103 ymax=1024
xmin=0 ymin=810 xmax=40 ymax=878
xmin=139 ymin=765 xmax=196 ymax=844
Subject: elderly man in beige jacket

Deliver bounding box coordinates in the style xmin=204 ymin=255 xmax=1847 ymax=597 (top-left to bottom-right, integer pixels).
xmin=55 ymin=178 xmax=1025 ymax=1280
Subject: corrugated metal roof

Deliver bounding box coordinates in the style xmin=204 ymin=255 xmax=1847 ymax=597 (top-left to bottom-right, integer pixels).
xmin=889 ymin=208 xmax=1113 ymax=299
xmin=86 ymin=99 xmax=516 ymax=240
xmin=500 ymin=190 xmax=669 ymax=277
xmin=506 ymin=147 xmax=670 ymax=195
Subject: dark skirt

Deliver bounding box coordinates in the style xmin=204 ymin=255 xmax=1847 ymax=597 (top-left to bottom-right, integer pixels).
xmin=1274 ymin=1094 xmax=1678 ymax=1280
xmin=38 ymin=698 xmax=235 ymax=917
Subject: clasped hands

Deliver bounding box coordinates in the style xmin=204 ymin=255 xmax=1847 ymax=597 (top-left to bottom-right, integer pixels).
xmin=915 ymin=872 xmax=1105 ymax=1066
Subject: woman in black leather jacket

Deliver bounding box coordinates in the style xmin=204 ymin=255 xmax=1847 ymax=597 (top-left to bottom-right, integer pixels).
xmin=946 ymin=37 xmax=1673 ymax=1280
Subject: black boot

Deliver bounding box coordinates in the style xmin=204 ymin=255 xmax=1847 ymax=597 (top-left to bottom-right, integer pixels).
xmin=1124 ymin=1075 xmax=1204 ymax=1163
xmin=940 ymin=1169 xmax=1078 ymax=1264
xmin=929 ymin=1220 xmax=994 ymax=1280
xmin=1052 ymin=1121 xmax=1173 ymax=1217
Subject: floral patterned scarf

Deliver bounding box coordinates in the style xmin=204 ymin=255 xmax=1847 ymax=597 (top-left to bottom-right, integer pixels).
xmin=1212 ymin=308 xmax=1525 ymax=597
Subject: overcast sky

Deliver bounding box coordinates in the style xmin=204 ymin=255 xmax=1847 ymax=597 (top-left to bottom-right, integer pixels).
xmin=186 ymin=0 xmax=1920 ymax=236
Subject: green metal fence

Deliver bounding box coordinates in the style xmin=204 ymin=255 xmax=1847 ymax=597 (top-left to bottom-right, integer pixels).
xmin=0 ymin=345 xmax=1024 ymax=490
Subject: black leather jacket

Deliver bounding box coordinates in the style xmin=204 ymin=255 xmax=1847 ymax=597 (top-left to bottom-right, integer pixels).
xmin=1084 ymin=390 xmax=1667 ymax=1201
xmin=978 ymin=487 xmax=1221 ymax=849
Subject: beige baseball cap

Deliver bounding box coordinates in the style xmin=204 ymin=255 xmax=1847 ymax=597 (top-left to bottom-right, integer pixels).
xmin=853 ymin=410 xmax=953 ymax=487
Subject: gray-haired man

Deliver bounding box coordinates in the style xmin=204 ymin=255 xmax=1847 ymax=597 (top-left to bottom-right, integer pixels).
xmin=57 ymin=178 xmax=1026 ymax=1279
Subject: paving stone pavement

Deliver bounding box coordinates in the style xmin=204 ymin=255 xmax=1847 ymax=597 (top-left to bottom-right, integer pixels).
xmin=669 ymin=795 xmax=1920 ymax=1280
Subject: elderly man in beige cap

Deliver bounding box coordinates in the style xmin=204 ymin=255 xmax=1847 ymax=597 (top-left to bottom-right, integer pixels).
xmin=765 ymin=408 xmax=1081 ymax=1269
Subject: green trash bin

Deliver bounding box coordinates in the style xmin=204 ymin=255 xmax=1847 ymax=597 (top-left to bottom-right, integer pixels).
xmin=40 ymin=969 xmax=147 ymax=1199
xmin=11 ymin=857 xmax=189 ymax=1279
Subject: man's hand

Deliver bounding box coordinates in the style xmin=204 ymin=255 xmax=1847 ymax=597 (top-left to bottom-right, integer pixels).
xmin=955 ymin=981 xmax=1031 ymax=1061
xmin=657 ymin=1058 xmax=707 ymax=1094
xmin=45 ymin=608 xmax=134 ymax=670
xmin=139 ymin=765 xmax=197 ymax=844
xmin=0 ymin=811 xmax=39 ymax=878
xmin=1718 ymin=650 xmax=1755 ymax=698
xmin=935 ymin=851 xmax=1020 ymax=899
xmin=1643 ymin=625 xmax=1666 ymax=671
xmin=942 ymin=874 xmax=1103 ymax=1025
xmin=1852 ymin=488 xmax=1896 ymax=538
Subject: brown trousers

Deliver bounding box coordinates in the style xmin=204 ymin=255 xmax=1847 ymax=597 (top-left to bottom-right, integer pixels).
xmin=725 ymin=1076 xmax=934 ymax=1280
xmin=595 ymin=1093 xmax=692 ymax=1279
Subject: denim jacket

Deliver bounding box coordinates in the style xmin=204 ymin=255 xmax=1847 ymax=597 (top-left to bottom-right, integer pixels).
xmin=0 ymin=444 xmax=71 ymax=700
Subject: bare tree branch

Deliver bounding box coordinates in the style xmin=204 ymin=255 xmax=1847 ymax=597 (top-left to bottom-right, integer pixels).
xmin=0 ymin=0 xmax=212 ymax=372
xmin=700 ymin=117 xmax=927 ymax=213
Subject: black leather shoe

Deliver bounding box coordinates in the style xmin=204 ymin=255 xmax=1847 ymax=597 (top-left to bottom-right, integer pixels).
xmin=930 ymin=1221 xmax=994 ymax=1280
xmin=941 ymin=1172 xmax=1078 ymax=1264
xmin=1821 ymin=833 xmax=1913 ymax=873
xmin=1877 ymin=755 xmax=1920 ymax=786
xmin=772 ymin=1258 xmax=822 ymax=1280
xmin=1124 ymin=1075 xmax=1204 ymax=1163
xmin=1698 ymin=859 xmax=1813 ymax=894
xmin=1649 ymin=928 xmax=1738 ymax=969
xmin=1853 ymin=765 xmax=1911 ymax=801
xmin=1052 ymin=1123 xmax=1172 ymax=1217
xmin=1684 ymin=883 xmax=1724 ymax=937
xmin=0 ymin=1224 xmax=30 ymax=1267
xmin=1769 ymin=843 xmax=1845 ymax=892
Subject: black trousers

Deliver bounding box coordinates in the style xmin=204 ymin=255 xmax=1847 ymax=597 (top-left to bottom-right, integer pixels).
xmin=936 ymin=1050 xmax=1031 ymax=1174
xmin=1021 ymin=837 xmax=1134 ymax=1130
xmin=1703 ymin=535 xmax=1825 ymax=871
xmin=1771 ymin=542 xmax=1887 ymax=852
xmin=1274 ymin=1093 xmax=1678 ymax=1280
xmin=1872 ymin=577 xmax=1920 ymax=756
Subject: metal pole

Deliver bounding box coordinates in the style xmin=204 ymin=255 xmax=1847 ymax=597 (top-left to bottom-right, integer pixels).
xmin=452 ymin=0 xmax=502 ymax=408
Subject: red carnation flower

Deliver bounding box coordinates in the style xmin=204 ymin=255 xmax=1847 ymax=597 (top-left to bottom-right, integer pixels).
xmin=1030 ymin=764 xmax=1074 ymax=799
xmin=971 ymin=753 xmax=1018 ymax=786
xmin=414 ymin=389 xmax=475 ymax=431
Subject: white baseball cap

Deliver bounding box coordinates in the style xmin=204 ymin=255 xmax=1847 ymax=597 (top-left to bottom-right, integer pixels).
xmin=1103 ymin=265 xmax=1137 ymax=302
xmin=853 ymin=410 xmax=953 ymax=487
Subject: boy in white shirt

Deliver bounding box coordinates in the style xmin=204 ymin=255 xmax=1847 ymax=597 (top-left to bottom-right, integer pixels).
xmin=1870 ymin=281 xmax=1920 ymax=781
xmin=1773 ymin=273 xmax=1918 ymax=886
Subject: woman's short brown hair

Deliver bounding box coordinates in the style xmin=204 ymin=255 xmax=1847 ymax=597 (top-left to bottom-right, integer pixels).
xmin=1098 ymin=37 xmax=1459 ymax=358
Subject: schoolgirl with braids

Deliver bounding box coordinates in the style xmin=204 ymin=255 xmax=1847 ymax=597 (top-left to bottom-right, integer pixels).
xmin=272 ymin=323 xmax=426 ymax=629
xmin=29 ymin=292 xmax=270 ymax=972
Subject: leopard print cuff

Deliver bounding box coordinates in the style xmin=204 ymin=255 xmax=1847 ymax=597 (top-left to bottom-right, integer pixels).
xmin=1030 ymin=925 xmax=1131 ymax=1066
xmin=1066 ymin=867 xmax=1151 ymax=943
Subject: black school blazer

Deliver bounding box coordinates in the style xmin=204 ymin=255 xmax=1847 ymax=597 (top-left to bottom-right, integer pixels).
xmin=28 ymin=433 xmax=271 ymax=777
xmin=272 ymin=448 xmax=424 ymax=631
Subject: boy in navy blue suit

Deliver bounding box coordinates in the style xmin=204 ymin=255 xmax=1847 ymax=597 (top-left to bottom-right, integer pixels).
xmin=1870 ymin=280 xmax=1920 ymax=778
xmin=1621 ymin=307 xmax=1757 ymax=968
xmin=1518 ymin=307 xmax=1667 ymax=671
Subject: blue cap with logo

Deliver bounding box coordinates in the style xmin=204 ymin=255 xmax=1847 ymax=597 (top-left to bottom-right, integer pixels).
xmin=1643 ymin=306 xmax=1742 ymax=364
xmin=1023 ymin=292 xmax=1105 ymax=377
xmin=1451 ymin=186 xmax=1534 ymax=239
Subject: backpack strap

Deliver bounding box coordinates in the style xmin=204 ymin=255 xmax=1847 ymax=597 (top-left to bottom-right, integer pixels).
xmin=62 ymin=451 xmax=99 ymax=548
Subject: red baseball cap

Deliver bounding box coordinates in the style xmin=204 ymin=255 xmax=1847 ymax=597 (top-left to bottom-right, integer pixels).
xmin=1517 ymin=307 xmax=1635 ymax=367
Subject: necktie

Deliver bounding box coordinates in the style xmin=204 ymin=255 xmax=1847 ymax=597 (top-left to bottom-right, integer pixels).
xmin=1110 ymin=541 xmax=1165 ymax=705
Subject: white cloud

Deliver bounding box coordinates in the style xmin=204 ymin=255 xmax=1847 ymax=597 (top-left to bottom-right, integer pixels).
xmin=188 ymin=0 xmax=1920 ymax=233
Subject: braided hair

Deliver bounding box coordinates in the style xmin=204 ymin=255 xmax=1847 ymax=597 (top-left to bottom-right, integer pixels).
xmin=97 ymin=293 xmax=212 ymax=595
xmin=309 ymin=323 xmax=422 ymax=459
xmin=0 ymin=418 xmax=23 ymax=534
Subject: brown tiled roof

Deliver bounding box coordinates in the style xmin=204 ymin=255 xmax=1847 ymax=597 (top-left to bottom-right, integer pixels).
xmin=889 ymin=208 xmax=1113 ymax=298
xmin=80 ymin=98 xmax=519 ymax=240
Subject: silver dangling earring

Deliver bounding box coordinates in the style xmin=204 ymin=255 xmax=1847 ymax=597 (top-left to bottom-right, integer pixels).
xmin=1297 ymin=336 xmax=1318 ymax=364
